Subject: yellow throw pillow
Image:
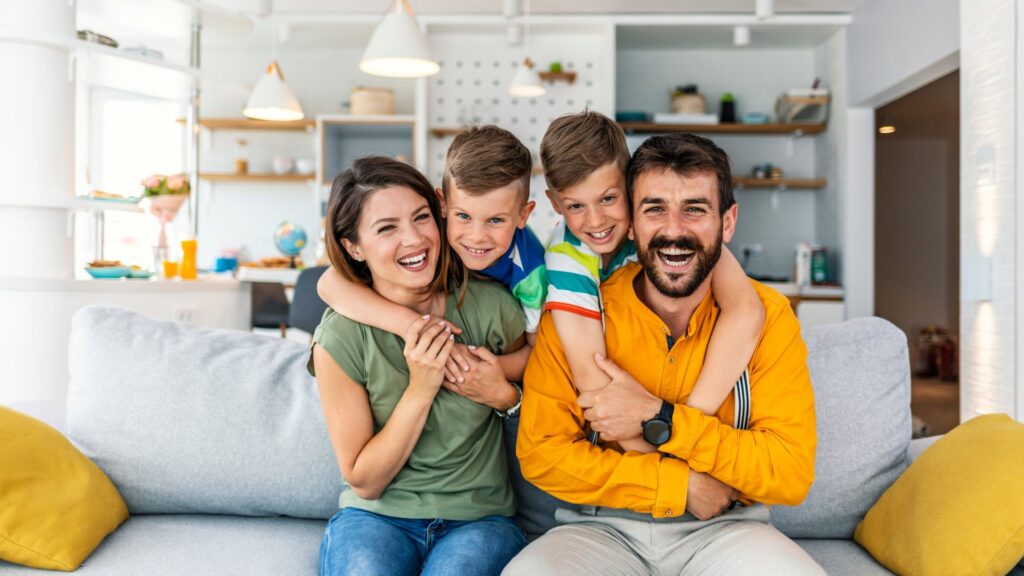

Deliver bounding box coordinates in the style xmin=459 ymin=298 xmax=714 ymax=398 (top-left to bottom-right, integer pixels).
xmin=854 ymin=413 xmax=1024 ymax=576
xmin=0 ymin=406 xmax=128 ymax=571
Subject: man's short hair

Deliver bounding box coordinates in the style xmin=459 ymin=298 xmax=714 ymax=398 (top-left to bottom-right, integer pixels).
xmin=540 ymin=110 xmax=630 ymax=194
xmin=442 ymin=125 xmax=532 ymax=206
xmin=626 ymin=133 xmax=736 ymax=214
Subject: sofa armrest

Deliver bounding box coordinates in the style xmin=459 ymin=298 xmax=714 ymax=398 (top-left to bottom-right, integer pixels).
xmin=907 ymin=435 xmax=942 ymax=463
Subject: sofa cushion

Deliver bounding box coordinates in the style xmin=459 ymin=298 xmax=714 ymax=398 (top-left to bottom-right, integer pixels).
xmin=795 ymin=539 xmax=893 ymax=576
xmin=66 ymin=305 xmax=343 ymax=519
xmin=855 ymin=413 xmax=1024 ymax=576
xmin=0 ymin=515 xmax=323 ymax=576
xmin=770 ymin=317 xmax=911 ymax=539
xmin=0 ymin=406 xmax=128 ymax=571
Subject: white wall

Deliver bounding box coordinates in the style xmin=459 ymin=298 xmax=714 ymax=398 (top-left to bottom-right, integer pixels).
xmin=960 ymin=0 xmax=1017 ymax=420
xmin=847 ymin=0 xmax=960 ymax=108
xmin=814 ymin=29 xmax=846 ymax=281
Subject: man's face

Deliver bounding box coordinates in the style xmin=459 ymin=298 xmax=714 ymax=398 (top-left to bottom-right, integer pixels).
xmin=630 ymin=169 xmax=737 ymax=298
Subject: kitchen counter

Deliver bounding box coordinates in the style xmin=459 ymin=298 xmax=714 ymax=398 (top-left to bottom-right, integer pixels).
xmin=760 ymin=281 xmax=845 ymax=300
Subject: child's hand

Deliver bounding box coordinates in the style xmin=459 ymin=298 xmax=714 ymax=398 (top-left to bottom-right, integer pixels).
xmin=445 ymin=343 xmax=472 ymax=384
xmin=409 ymin=315 xmax=462 ymax=337
xmin=444 ymin=346 xmax=517 ymax=410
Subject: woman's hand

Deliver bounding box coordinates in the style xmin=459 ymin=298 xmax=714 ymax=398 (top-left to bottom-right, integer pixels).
xmin=403 ymin=316 xmax=455 ymax=394
xmin=444 ymin=346 xmax=519 ymax=411
xmin=444 ymin=343 xmax=473 ymax=384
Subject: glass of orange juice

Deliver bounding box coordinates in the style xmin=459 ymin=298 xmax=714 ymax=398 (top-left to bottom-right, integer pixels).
xmin=162 ymin=260 xmax=179 ymax=279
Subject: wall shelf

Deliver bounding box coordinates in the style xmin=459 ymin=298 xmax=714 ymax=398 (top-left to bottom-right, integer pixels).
xmin=199 ymin=174 xmax=313 ymax=183
xmin=177 ymin=118 xmax=315 ymax=131
xmin=733 ymin=177 xmax=827 ymax=190
xmin=618 ymin=122 xmax=826 ymax=135
xmin=430 ymin=127 xmax=466 ymax=138
xmin=538 ymin=71 xmax=577 ymax=84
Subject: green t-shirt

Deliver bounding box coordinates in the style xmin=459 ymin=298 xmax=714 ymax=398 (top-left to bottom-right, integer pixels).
xmin=308 ymin=278 xmax=526 ymax=521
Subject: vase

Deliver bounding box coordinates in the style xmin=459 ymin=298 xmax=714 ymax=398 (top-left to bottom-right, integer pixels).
xmin=146 ymin=194 xmax=188 ymax=250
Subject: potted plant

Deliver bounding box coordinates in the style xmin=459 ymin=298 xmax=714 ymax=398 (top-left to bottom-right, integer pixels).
xmin=142 ymin=174 xmax=190 ymax=250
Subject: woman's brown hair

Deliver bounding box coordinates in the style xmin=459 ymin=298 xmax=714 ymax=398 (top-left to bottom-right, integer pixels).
xmin=324 ymin=156 xmax=465 ymax=296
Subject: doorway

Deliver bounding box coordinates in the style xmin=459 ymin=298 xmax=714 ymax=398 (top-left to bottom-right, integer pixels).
xmin=874 ymin=70 xmax=960 ymax=437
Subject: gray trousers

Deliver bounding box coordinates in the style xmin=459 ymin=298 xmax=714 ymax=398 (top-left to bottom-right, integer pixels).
xmin=503 ymin=504 xmax=825 ymax=576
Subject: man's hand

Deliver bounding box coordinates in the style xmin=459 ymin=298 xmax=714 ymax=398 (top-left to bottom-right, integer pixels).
xmin=577 ymin=353 xmax=662 ymax=442
xmin=686 ymin=469 xmax=739 ymax=521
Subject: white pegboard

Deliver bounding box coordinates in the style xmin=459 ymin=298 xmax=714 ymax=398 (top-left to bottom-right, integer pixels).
xmin=425 ymin=28 xmax=612 ymax=243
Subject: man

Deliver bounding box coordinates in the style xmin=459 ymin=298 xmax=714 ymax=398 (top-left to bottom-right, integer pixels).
xmin=505 ymin=133 xmax=824 ymax=575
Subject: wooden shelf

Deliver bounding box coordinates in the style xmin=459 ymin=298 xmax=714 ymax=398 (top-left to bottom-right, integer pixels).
xmin=618 ymin=122 xmax=826 ymax=136
xmin=431 ymin=127 xmax=467 ymax=138
xmin=199 ymin=174 xmax=314 ymax=183
xmin=733 ymin=177 xmax=827 ymax=190
xmin=538 ymin=71 xmax=577 ymax=84
xmin=177 ymin=118 xmax=315 ymax=131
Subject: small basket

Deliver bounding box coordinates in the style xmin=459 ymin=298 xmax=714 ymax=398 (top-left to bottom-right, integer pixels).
xmin=351 ymin=87 xmax=395 ymax=116
xmin=775 ymin=89 xmax=830 ymax=124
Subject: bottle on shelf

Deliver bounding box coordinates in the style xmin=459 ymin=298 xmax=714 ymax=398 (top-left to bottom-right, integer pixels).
xmin=180 ymin=238 xmax=198 ymax=280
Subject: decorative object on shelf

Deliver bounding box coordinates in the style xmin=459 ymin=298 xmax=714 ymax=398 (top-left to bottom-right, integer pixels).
xmin=752 ymin=163 xmax=773 ymax=180
xmin=272 ymin=156 xmax=295 ymax=175
xmin=295 ymin=158 xmax=315 ymax=175
xmin=740 ymin=112 xmax=770 ymax=124
xmin=671 ymin=84 xmax=706 ymax=115
xmin=794 ymin=242 xmax=813 ymax=286
xmin=234 ymin=138 xmax=249 ymax=174
xmin=141 ymin=174 xmax=190 ymax=251
xmin=720 ymin=92 xmax=736 ymax=123
xmin=89 ymin=190 xmax=141 ymax=204
xmin=615 ymin=111 xmax=651 ymax=122
xmin=776 ymin=86 xmax=830 ymax=124
xmin=549 ymin=61 xmax=562 ymax=73
xmin=351 ymin=86 xmax=395 ymax=116
xmin=180 ymin=238 xmax=198 ymax=281
xmin=85 ymin=260 xmax=130 ymax=279
xmin=811 ymin=246 xmax=829 ymax=284
xmin=243 ymin=60 xmax=304 ymax=122
xmin=361 ymin=0 xmax=439 ymax=78
xmin=274 ymin=221 xmax=308 ymax=269
xmin=77 ymin=30 xmax=117 ymax=48
xmin=653 ymin=112 xmax=717 ymax=125
xmin=509 ymin=0 xmax=545 ymax=98
xmin=769 ymin=166 xmax=784 ymax=180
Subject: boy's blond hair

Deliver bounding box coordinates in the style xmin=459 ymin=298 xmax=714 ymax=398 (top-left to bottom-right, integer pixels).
xmin=540 ymin=111 xmax=630 ymax=193
xmin=442 ymin=125 xmax=532 ymax=205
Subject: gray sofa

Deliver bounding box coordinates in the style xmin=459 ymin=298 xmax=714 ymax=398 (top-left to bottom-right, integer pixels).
xmin=3 ymin=305 xmax=926 ymax=575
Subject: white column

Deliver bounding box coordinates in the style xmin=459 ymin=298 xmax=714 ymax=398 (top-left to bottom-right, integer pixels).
xmin=0 ymin=0 xmax=75 ymax=279
xmin=960 ymin=0 xmax=1017 ymax=420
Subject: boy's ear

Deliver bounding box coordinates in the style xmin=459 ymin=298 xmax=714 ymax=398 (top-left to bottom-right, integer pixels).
xmin=435 ymin=187 xmax=446 ymax=212
xmin=341 ymin=238 xmax=363 ymax=262
xmin=517 ymin=200 xmax=536 ymax=229
xmin=544 ymin=189 xmax=563 ymax=215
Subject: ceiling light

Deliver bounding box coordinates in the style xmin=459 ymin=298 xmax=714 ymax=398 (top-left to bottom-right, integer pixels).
xmin=733 ymin=25 xmax=751 ymax=47
xmin=509 ymin=57 xmax=546 ymax=97
xmin=756 ymin=0 xmax=774 ymax=20
xmin=508 ymin=0 xmax=545 ymax=98
xmin=878 ymin=124 xmax=896 ymax=134
xmin=243 ymin=60 xmax=305 ymax=121
xmin=360 ymin=0 xmax=440 ymax=78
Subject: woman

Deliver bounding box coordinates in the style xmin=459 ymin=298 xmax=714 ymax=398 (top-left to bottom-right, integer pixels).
xmin=310 ymin=156 xmax=527 ymax=576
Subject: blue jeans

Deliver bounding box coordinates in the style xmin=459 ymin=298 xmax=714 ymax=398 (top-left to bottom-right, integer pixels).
xmin=319 ymin=507 xmax=526 ymax=576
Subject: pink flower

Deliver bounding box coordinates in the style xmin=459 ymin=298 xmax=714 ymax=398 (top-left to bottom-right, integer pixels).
xmin=166 ymin=175 xmax=186 ymax=191
xmin=142 ymin=175 xmax=162 ymax=189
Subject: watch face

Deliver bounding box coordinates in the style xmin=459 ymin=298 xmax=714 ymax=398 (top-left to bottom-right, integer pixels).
xmin=643 ymin=419 xmax=671 ymax=445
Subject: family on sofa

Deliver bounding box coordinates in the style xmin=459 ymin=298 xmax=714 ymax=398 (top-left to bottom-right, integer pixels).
xmin=307 ymin=112 xmax=825 ymax=575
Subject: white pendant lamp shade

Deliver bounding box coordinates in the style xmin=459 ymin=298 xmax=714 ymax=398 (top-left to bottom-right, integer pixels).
xmin=509 ymin=57 xmax=546 ymax=98
xmin=243 ymin=60 xmax=305 ymax=121
xmin=360 ymin=1 xmax=439 ymax=78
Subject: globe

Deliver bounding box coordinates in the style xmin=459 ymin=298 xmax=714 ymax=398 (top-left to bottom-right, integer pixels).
xmin=274 ymin=221 xmax=307 ymax=267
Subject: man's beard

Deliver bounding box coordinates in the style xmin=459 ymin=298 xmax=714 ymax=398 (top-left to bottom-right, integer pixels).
xmin=637 ymin=228 xmax=722 ymax=298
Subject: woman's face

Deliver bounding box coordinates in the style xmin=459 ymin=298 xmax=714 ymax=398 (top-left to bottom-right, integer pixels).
xmin=342 ymin=186 xmax=441 ymax=295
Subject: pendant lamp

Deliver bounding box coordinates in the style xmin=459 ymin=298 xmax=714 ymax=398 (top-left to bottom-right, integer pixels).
xmin=243 ymin=60 xmax=305 ymax=121
xmin=360 ymin=0 xmax=440 ymax=78
xmin=508 ymin=0 xmax=545 ymax=98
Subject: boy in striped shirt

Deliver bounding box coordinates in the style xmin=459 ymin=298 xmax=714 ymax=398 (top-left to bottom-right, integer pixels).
xmin=539 ymin=111 xmax=765 ymax=451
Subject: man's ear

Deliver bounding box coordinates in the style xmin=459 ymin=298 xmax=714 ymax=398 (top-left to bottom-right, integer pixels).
xmin=517 ymin=200 xmax=536 ymax=229
xmin=435 ymin=187 xmax=446 ymax=213
xmin=341 ymin=238 xmax=363 ymax=262
xmin=544 ymin=189 xmax=563 ymax=216
xmin=721 ymin=203 xmax=739 ymax=244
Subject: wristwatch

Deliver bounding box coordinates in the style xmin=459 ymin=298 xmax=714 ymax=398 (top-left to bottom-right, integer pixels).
xmin=495 ymin=383 xmax=522 ymax=419
xmin=642 ymin=400 xmax=675 ymax=446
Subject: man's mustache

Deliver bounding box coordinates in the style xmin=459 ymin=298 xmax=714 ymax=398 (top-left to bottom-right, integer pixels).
xmin=647 ymin=235 xmax=704 ymax=252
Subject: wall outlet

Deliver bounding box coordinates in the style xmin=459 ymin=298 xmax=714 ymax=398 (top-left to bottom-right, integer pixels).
xmin=172 ymin=306 xmax=199 ymax=325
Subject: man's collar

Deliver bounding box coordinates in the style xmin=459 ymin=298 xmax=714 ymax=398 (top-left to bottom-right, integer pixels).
xmin=627 ymin=265 xmax=715 ymax=341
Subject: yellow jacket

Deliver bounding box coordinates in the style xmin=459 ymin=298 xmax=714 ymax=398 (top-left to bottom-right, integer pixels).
xmin=518 ymin=262 xmax=817 ymax=519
